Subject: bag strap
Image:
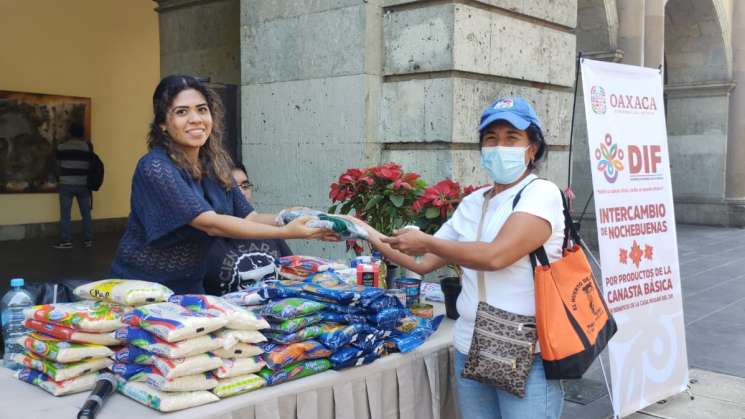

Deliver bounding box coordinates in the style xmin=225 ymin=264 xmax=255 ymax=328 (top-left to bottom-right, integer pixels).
xmin=512 ymin=181 xmax=580 ymax=268
xmin=476 ymin=178 xmax=541 ymax=302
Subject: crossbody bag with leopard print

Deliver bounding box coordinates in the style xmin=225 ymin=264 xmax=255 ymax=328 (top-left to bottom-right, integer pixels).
xmin=461 ymin=180 xmax=539 ymax=398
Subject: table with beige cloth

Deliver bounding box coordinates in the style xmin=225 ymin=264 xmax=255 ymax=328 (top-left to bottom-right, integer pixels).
xmin=0 ymin=305 xmax=458 ymax=419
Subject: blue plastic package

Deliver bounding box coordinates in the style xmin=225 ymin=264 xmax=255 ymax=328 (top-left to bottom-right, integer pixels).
xmin=367 ymin=308 xmax=408 ymax=330
xmin=302 ymin=271 xmax=384 ymax=304
xmin=266 ymin=313 xmax=324 ymax=334
xmin=360 ymin=294 xmax=404 ymax=310
xmin=262 ymin=298 xmax=326 ymax=320
xmin=316 ymin=323 xmax=368 ymax=351
xmin=263 ymin=323 xmax=332 ymax=344
xmin=258 ymin=280 xmax=304 ymax=300
xmin=323 ymin=302 xmax=369 ymax=315
xmin=330 ymin=342 xmax=384 ymax=370
xmin=112 ymin=362 xmax=158 ymax=381
xmin=385 ymin=315 xmax=444 ymax=353
xmin=257 ymin=358 xmax=331 ymax=386
xmin=318 ymin=311 xmax=368 ymax=325
xmin=222 ymin=287 xmax=266 ymax=306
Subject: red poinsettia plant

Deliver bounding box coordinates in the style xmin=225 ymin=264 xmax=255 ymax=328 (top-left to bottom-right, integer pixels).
xmin=412 ymin=179 xmax=487 ymax=234
xmin=328 ymin=163 xmax=427 ymax=236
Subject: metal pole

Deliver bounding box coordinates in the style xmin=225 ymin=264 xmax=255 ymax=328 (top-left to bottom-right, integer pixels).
xmin=566 ymin=53 xmax=583 ymax=192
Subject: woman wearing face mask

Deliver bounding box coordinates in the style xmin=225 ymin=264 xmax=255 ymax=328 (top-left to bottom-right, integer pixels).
xmin=354 ymin=97 xmax=565 ymax=418
xmin=110 ymin=75 xmax=333 ymax=294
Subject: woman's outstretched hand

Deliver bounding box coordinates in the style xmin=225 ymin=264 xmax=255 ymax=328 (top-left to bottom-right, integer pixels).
xmin=284 ymin=215 xmax=339 ymax=241
xmin=380 ymin=228 xmax=430 ymax=256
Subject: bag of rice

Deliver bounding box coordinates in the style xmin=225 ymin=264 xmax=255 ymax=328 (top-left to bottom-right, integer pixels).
xmin=152 ymin=353 xmax=223 ymax=379
xmin=114 ymin=327 xmax=222 ymax=358
xmin=19 ymin=333 xmax=113 ymax=363
xmin=215 ymin=329 xmax=266 ymax=349
xmin=168 ymin=295 xmax=269 ymax=331
xmin=146 ymin=371 xmax=218 ymax=392
xmin=277 ymin=255 xmax=333 ymax=281
xmin=74 ymin=279 xmax=174 ymax=306
xmin=24 ymin=300 xmax=126 ymax=332
xmin=261 ymin=340 xmax=332 ymax=371
xmin=116 ymin=378 xmax=219 ymax=412
xmin=15 ymin=368 xmax=97 ymax=396
xmin=329 ymin=341 xmax=385 ymax=370
xmin=213 ymin=356 xmax=265 ymax=378
xmin=212 ymin=342 xmax=263 ymax=359
xmin=124 ymin=302 xmax=227 ymax=342
xmin=113 ymin=345 xmax=157 ymax=365
xmin=318 ymin=311 xmax=368 ymax=325
xmin=112 ymin=362 xmax=158 ymax=381
xmin=12 ymin=352 xmax=112 ymax=381
xmin=222 ymin=288 xmax=265 ymax=306
xmin=24 ymin=319 xmax=122 ymax=346
xmin=257 ymin=358 xmax=331 ymax=386
xmin=212 ymin=373 xmax=266 ymax=398
xmin=262 ymin=298 xmax=326 ymax=320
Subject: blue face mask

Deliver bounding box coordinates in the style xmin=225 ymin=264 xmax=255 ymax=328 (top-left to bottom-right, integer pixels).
xmin=480 ymin=146 xmax=529 ymax=184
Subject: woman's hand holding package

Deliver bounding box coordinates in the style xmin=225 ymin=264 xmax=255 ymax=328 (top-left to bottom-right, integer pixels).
xmin=380 ymin=228 xmax=430 ymax=256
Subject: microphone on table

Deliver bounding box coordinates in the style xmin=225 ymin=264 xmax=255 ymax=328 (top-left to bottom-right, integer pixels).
xmin=77 ymin=372 xmax=116 ymax=419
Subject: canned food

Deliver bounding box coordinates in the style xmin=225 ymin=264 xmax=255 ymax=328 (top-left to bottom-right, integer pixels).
xmin=397 ymin=277 xmax=421 ymax=307
xmin=387 ymin=289 xmax=407 ymax=308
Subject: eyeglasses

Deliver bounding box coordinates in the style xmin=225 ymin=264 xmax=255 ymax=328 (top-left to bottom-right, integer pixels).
xmin=239 ymin=181 xmax=253 ymax=191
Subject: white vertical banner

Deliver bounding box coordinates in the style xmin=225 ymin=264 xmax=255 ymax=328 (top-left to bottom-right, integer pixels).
xmin=580 ymin=59 xmax=689 ymax=417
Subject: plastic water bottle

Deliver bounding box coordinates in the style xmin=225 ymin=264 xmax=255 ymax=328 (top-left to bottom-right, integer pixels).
xmin=2 ymin=278 xmax=33 ymax=369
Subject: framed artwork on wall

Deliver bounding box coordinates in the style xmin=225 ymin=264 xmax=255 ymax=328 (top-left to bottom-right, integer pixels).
xmin=0 ymin=90 xmax=91 ymax=193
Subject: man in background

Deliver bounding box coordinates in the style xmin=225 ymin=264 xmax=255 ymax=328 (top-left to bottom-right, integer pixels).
xmin=53 ymin=122 xmax=93 ymax=249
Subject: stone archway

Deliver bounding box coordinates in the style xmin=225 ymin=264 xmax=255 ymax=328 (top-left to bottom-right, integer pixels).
xmin=664 ymin=0 xmax=735 ymax=225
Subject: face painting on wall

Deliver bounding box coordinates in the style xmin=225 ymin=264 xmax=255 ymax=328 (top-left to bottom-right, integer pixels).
xmin=0 ymin=90 xmax=91 ymax=193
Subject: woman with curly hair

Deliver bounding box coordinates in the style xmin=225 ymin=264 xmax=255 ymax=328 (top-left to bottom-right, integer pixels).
xmin=110 ymin=75 xmax=331 ymax=293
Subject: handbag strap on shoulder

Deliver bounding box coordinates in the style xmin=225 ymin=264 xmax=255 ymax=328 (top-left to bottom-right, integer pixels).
xmin=476 ymin=177 xmax=541 ymax=302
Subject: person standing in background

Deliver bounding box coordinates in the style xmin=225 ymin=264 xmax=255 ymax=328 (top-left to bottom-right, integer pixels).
xmin=53 ymin=122 xmax=93 ymax=249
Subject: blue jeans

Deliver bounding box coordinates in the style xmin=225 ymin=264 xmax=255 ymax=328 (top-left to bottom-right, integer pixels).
xmin=58 ymin=185 xmax=92 ymax=242
xmin=455 ymin=350 xmax=564 ymax=419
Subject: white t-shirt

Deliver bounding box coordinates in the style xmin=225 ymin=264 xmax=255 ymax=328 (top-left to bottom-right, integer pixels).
xmin=434 ymin=174 xmax=565 ymax=354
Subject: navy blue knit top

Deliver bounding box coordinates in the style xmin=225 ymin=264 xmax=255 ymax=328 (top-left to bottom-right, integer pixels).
xmin=111 ymin=147 xmax=254 ymax=294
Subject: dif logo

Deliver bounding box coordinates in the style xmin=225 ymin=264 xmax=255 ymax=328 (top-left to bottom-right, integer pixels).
xmin=595 ymin=133 xmax=662 ymax=183
xmin=590 ymin=86 xmax=606 ymax=114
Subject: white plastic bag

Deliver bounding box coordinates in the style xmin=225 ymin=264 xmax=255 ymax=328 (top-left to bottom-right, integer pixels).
xmin=215 ymin=329 xmax=266 ymax=349
xmin=151 ymin=353 xmax=223 ymax=380
xmin=213 ymin=357 xmax=265 ymax=379
xmin=212 ymin=373 xmax=266 ymax=398
xmin=24 ymin=300 xmax=126 ymax=332
xmin=12 ymin=352 xmax=112 ymax=381
xmin=24 ymin=319 xmax=122 ymax=346
xmin=125 ymin=302 xmax=228 ymax=342
xmin=117 ymin=378 xmax=219 ymax=412
xmin=74 ymin=279 xmax=174 ymax=306
xmin=15 ymin=368 xmax=97 ymax=396
xmin=212 ymin=343 xmax=263 ymax=359
xmin=146 ymin=372 xmax=218 ymax=392
xmin=115 ymin=327 xmax=222 ymax=359
xmin=19 ymin=333 xmax=113 ymax=363
xmin=169 ymin=295 xmax=270 ymax=330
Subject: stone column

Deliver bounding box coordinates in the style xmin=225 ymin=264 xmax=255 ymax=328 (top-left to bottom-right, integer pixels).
xmin=240 ymin=0 xmax=384 ymax=258
xmin=382 ymin=1 xmax=577 ymax=188
xmin=726 ymin=0 xmax=745 ymax=224
xmin=154 ymin=0 xmax=240 ymax=84
xmin=617 ymin=0 xmax=645 ymax=65
xmin=644 ymin=0 xmax=665 ymax=69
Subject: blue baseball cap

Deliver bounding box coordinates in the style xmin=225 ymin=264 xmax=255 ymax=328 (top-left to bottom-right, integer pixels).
xmin=478 ymin=97 xmax=542 ymax=132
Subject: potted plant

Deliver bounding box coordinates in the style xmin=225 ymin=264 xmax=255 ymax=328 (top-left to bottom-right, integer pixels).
xmin=328 ymin=163 xmax=427 ymax=284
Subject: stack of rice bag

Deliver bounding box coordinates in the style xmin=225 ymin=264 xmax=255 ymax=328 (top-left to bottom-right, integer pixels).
xmin=12 ymin=299 xmax=125 ymax=396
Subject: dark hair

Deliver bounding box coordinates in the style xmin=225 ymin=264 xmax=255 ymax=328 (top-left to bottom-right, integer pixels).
xmin=68 ymin=122 xmax=84 ymax=139
xmin=479 ymin=121 xmax=547 ymax=170
xmin=147 ymin=75 xmax=234 ymax=189
xmin=233 ymin=162 xmax=247 ymax=176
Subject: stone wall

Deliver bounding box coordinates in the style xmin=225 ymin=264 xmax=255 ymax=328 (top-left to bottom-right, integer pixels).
xmin=157 ymin=0 xmax=241 ymax=84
